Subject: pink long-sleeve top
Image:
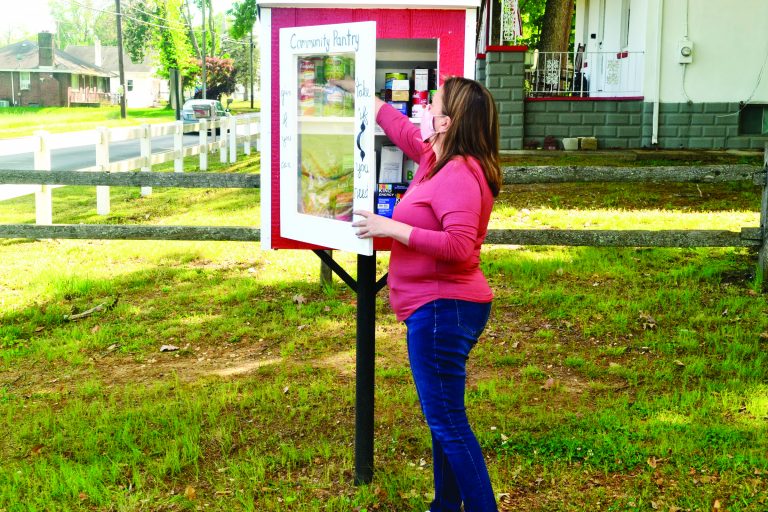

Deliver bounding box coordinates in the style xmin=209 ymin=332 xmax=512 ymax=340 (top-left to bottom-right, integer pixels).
xmin=377 ymin=103 xmax=494 ymax=321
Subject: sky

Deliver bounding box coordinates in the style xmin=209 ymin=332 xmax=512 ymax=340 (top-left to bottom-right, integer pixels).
xmin=0 ymin=0 xmax=238 ymax=43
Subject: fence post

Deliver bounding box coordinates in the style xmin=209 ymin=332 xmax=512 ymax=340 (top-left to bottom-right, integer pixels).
xmin=243 ymin=115 xmax=251 ymax=156
xmin=96 ymin=127 xmax=110 ymax=215
xmin=140 ymin=124 xmax=152 ymax=196
xmin=759 ymin=143 xmax=768 ymax=287
xmin=33 ymin=130 xmax=52 ymax=225
xmin=199 ymin=119 xmax=208 ymax=171
xmin=229 ymin=115 xmax=237 ymax=163
xmin=174 ymin=121 xmax=184 ymax=173
xmin=219 ymin=119 xmax=228 ymax=164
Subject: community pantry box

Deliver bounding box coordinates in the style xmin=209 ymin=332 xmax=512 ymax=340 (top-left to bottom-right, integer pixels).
xmin=257 ymin=0 xmax=480 ymax=255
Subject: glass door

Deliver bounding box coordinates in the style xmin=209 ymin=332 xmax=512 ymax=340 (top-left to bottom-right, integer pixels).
xmin=279 ymin=21 xmax=377 ymax=255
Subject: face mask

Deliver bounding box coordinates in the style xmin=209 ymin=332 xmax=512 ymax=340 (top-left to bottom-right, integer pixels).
xmin=420 ymin=107 xmax=436 ymax=141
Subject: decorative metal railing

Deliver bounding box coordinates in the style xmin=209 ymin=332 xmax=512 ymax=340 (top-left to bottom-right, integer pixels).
xmin=526 ymin=50 xmax=645 ymax=98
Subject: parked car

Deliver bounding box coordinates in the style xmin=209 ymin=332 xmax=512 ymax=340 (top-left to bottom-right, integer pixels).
xmin=181 ymin=99 xmax=231 ymax=134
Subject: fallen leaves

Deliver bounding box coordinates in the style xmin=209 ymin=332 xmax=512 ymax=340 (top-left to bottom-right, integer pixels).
xmin=639 ymin=311 xmax=657 ymax=330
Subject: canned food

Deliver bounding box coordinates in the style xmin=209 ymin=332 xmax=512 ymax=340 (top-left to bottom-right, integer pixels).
xmin=298 ymin=58 xmax=315 ymax=115
xmin=325 ymin=55 xmax=346 ymax=81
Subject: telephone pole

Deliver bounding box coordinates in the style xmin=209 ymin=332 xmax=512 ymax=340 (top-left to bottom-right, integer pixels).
xmin=249 ymin=29 xmax=254 ymax=109
xmin=201 ymin=0 xmax=207 ymax=99
xmin=115 ymin=0 xmax=127 ymax=118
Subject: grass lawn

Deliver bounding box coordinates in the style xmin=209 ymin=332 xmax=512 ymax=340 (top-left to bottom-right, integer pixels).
xmin=0 ymin=152 xmax=767 ymax=511
xmin=0 ymin=106 xmax=176 ymax=139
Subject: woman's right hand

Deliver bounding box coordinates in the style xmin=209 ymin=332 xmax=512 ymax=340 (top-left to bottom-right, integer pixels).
xmin=328 ymin=79 xmax=355 ymax=93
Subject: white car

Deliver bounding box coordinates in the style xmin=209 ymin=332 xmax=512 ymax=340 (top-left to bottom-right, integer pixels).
xmin=181 ymin=99 xmax=231 ymax=133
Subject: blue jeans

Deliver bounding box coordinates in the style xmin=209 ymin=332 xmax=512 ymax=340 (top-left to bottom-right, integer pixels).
xmin=405 ymin=299 xmax=497 ymax=512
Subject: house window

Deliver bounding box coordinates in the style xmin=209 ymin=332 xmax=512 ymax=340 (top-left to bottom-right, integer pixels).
xmin=19 ymin=72 xmax=31 ymax=90
xmin=127 ymin=79 xmax=134 ymax=92
xmin=739 ymin=105 xmax=768 ymax=135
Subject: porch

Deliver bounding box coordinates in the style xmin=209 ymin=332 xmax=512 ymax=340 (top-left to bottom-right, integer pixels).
xmin=67 ymin=87 xmax=112 ymax=107
xmin=525 ymin=49 xmax=644 ymax=98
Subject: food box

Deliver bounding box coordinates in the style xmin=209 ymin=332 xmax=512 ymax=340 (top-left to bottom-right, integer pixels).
xmin=379 ymin=146 xmax=404 ymax=183
xmin=375 ymin=183 xmax=409 ymax=218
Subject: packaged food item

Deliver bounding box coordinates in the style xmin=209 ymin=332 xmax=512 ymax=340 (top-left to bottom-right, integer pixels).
xmin=375 ymin=183 xmax=409 ymax=218
xmin=403 ymin=158 xmax=418 ymax=182
xmin=298 ymin=58 xmax=315 ymax=115
xmin=324 ymin=84 xmax=345 ymax=117
xmin=325 ymin=55 xmax=346 ymax=81
xmin=387 ymin=101 xmax=408 ymax=116
xmin=379 ymin=145 xmax=404 ymax=183
xmin=391 ymin=90 xmax=409 ymax=102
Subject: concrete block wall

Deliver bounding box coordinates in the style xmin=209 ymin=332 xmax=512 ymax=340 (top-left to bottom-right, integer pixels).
xmin=475 ymin=57 xmax=486 ymax=84
xmin=483 ymin=47 xmax=526 ymax=150
xmin=641 ymin=102 xmax=765 ymax=150
xmin=525 ymin=99 xmax=644 ymax=149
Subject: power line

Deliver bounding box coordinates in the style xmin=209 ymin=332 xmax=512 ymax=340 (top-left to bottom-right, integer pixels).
xmin=70 ymin=0 xmax=191 ymax=32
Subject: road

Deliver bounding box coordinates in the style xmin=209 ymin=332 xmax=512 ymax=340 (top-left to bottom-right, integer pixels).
xmin=0 ymin=129 xmax=231 ymax=201
xmin=0 ymin=133 xmax=205 ymax=172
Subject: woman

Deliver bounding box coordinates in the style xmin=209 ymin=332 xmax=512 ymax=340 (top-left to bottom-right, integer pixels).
xmin=352 ymin=76 xmax=502 ymax=512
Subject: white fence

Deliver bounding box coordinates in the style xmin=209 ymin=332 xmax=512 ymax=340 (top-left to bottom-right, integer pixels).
xmin=1 ymin=114 xmax=260 ymax=224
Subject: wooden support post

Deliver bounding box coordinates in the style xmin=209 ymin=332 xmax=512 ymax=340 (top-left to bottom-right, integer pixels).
xmin=244 ymin=115 xmax=252 ymax=156
xmin=759 ymin=143 xmax=768 ymax=287
xmin=174 ymin=121 xmax=184 ymax=173
xmin=199 ymin=119 xmax=208 ymax=171
xmin=229 ymin=115 xmax=237 ymax=163
xmin=33 ymin=130 xmax=52 ymax=225
xmin=95 ymin=127 xmax=110 ymax=215
xmin=140 ymin=124 xmax=152 ymax=196
xmin=320 ymin=250 xmax=333 ymax=288
xmin=219 ymin=119 xmax=228 ymax=164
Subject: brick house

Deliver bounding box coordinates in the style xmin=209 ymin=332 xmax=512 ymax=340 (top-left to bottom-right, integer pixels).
xmin=0 ymin=32 xmax=114 ymax=107
xmin=66 ymin=40 xmax=166 ymax=108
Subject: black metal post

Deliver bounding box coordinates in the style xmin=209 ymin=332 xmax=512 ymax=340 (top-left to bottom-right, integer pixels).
xmin=354 ymin=252 xmax=377 ymax=484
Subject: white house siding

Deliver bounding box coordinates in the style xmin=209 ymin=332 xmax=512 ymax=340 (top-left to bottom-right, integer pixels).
xmin=649 ymin=0 xmax=768 ymax=104
xmin=110 ymin=72 xmax=162 ymax=108
xmin=576 ymin=0 xmax=647 ymax=97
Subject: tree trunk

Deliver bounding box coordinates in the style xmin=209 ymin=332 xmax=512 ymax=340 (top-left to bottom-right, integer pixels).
xmin=183 ymin=0 xmax=201 ymax=59
xmin=539 ymin=0 xmax=574 ymax=52
xmin=208 ymin=0 xmax=217 ymax=56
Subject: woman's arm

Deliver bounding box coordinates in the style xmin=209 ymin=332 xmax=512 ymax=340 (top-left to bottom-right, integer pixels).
xmin=330 ymin=79 xmax=424 ymax=161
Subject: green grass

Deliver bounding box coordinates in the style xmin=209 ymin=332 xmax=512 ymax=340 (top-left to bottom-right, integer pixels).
xmin=0 ymin=106 xmax=176 ymax=139
xmin=0 ymin=160 xmax=767 ymax=510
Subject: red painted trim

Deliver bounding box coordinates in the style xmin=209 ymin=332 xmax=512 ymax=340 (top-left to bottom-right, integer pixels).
xmin=526 ymin=96 xmax=644 ymax=102
xmin=486 ymin=45 xmax=528 ymax=52
xmin=476 ymin=53 xmax=486 ymax=60
xmin=269 ymin=7 xmax=467 ymax=250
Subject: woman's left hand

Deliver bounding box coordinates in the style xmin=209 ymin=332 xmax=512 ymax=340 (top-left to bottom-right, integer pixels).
xmin=352 ymin=210 xmax=412 ymax=244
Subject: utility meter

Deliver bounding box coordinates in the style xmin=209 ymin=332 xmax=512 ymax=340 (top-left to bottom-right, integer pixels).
xmin=678 ymin=38 xmax=694 ymax=64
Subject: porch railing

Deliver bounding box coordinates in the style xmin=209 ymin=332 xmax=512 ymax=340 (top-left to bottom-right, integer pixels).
xmin=526 ymin=50 xmax=645 ymax=98
xmin=67 ymin=87 xmax=112 ymax=106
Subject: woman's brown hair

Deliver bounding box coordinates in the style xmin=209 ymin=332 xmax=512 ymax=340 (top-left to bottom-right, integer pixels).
xmin=428 ymin=76 xmax=502 ymax=197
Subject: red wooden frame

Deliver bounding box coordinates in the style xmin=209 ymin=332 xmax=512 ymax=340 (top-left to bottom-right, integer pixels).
xmin=269 ymin=8 xmax=467 ymax=250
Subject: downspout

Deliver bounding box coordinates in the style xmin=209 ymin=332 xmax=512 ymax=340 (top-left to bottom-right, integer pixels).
xmin=652 ymin=0 xmax=664 ymax=145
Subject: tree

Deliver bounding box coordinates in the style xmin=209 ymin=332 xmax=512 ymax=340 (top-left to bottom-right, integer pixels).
xmin=538 ymin=0 xmax=574 ymax=52
xmin=123 ymin=0 xmax=197 ymax=84
xmin=227 ymin=0 xmax=258 ymax=101
xmin=221 ymin=36 xmax=259 ymax=98
xmin=48 ymin=0 xmax=117 ymax=48
xmin=228 ymin=0 xmax=257 ymax=40
xmin=192 ymin=57 xmax=236 ymax=99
